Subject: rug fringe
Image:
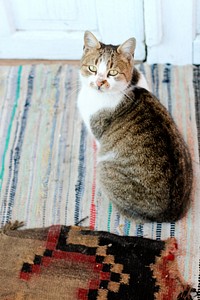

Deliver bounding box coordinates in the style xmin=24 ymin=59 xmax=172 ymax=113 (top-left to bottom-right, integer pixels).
xmin=0 ymin=221 xmax=24 ymax=234
xmin=177 ymin=286 xmax=197 ymax=299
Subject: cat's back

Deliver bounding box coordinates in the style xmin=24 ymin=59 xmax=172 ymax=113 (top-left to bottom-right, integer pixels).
xmin=94 ymin=87 xmax=190 ymax=169
xmin=91 ymin=87 xmax=182 ymax=152
xmin=91 ymin=87 xmax=193 ymax=222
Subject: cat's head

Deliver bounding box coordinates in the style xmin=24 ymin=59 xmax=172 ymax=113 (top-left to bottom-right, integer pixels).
xmin=80 ymin=31 xmax=136 ymax=93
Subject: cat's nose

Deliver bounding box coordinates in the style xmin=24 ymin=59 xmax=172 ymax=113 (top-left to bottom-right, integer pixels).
xmin=96 ymin=79 xmax=106 ymax=87
xmin=96 ymin=80 xmax=109 ymax=90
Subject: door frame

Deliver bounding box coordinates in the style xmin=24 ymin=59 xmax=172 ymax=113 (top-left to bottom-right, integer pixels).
xmin=193 ymin=0 xmax=200 ymax=64
xmin=144 ymin=0 xmax=196 ymax=65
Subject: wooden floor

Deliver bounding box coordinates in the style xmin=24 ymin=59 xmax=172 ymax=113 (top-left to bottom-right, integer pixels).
xmin=0 ymin=60 xmax=80 ymax=66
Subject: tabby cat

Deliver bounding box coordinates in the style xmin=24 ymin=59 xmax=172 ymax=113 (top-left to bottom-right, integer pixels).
xmin=77 ymin=31 xmax=193 ymax=222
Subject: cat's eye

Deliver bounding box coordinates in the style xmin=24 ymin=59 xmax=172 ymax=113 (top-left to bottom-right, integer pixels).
xmin=88 ymin=65 xmax=97 ymax=73
xmin=108 ymin=70 xmax=118 ymax=76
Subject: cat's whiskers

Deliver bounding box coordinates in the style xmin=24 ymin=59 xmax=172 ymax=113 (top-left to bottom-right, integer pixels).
xmin=66 ymin=86 xmax=81 ymax=99
xmin=66 ymin=80 xmax=80 ymax=90
xmin=120 ymin=90 xmax=133 ymax=102
xmin=66 ymin=81 xmax=81 ymax=99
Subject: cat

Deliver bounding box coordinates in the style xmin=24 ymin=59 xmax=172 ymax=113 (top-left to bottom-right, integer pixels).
xmin=77 ymin=31 xmax=193 ymax=222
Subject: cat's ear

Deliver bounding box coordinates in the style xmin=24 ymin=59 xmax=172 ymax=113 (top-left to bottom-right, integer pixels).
xmin=84 ymin=31 xmax=101 ymax=50
xmin=117 ymin=38 xmax=136 ymax=58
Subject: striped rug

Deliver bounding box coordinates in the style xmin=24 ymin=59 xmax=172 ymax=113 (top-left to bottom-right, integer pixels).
xmin=0 ymin=64 xmax=200 ymax=294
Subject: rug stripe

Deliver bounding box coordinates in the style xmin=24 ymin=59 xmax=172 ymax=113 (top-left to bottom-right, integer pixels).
xmin=198 ymin=259 xmax=200 ymax=299
xmin=3 ymin=66 xmax=34 ymax=223
xmin=0 ymin=68 xmax=15 ymax=169
xmin=170 ymin=222 xmax=175 ymax=237
xmin=114 ymin=212 xmax=120 ymax=235
xmin=55 ymin=65 xmax=74 ymax=224
xmin=0 ymin=66 xmax=22 ymax=191
xmin=151 ymin=64 xmax=159 ymax=97
xmin=25 ymin=65 xmax=48 ymax=224
xmin=124 ymin=219 xmax=131 ymax=236
xmin=89 ymin=140 xmax=97 ymax=230
xmin=107 ymin=202 xmax=112 ymax=232
xmin=74 ymin=123 xmax=87 ymax=224
xmin=156 ymin=223 xmax=162 ymax=240
xmin=41 ymin=66 xmax=62 ymax=226
xmin=136 ymin=224 xmax=143 ymax=237
xmin=1 ymin=120 xmax=19 ymax=225
xmin=51 ymin=66 xmax=70 ymax=224
xmin=64 ymin=66 xmax=80 ymax=224
xmin=163 ymin=64 xmax=172 ymax=114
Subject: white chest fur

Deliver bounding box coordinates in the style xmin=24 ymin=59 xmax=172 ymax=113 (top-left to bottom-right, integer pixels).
xmin=77 ymin=70 xmax=150 ymax=134
xmin=77 ymin=86 xmax=123 ymax=133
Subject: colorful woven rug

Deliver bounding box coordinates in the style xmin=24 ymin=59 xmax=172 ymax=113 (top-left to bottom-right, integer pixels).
xmin=0 ymin=64 xmax=200 ymax=298
xmin=0 ymin=223 xmax=194 ymax=299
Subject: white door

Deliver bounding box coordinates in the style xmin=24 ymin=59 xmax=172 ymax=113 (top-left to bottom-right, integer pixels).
xmin=0 ymin=0 xmax=146 ymax=60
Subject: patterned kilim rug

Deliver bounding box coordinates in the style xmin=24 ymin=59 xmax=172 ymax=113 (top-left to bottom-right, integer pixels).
xmin=0 ymin=64 xmax=200 ymax=299
xmin=0 ymin=222 xmax=194 ymax=299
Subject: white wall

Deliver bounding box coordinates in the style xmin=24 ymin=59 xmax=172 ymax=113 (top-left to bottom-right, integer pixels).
xmin=193 ymin=0 xmax=200 ymax=64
